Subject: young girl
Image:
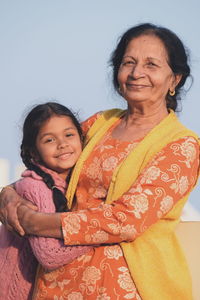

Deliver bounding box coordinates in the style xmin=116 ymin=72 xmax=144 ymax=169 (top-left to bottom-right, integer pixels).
xmin=0 ymin=102 xmax=91 ymax=300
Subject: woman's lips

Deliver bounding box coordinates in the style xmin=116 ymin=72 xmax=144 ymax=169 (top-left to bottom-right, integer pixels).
xmin=126 ymin=83 xmax=150 ymax=89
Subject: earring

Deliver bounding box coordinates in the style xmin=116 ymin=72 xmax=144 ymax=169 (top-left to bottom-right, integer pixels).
xmin=169 ymin=90 xmax=175 ymax=96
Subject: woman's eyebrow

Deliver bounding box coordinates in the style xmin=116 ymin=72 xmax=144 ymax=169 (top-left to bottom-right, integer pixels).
xmin=146 ymin=56 xmax=162 ymax=62
xmin=123 ymin=55 xmax=135 ymax=59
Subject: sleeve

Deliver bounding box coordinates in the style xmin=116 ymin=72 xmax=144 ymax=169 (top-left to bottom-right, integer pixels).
xmin=81 ymin=111 xmax=102 ymax=135
xmin=15 ymin=178 xmax=91 ymax=270
xmin=61 ymin=136 xmax=200 ymax=246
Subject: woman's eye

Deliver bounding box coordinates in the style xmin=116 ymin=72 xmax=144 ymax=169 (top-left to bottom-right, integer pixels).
xmin=147 ymin=62 xmax=156 ymax=67
xmin=122 ymin=60 xmax=134 ymax=66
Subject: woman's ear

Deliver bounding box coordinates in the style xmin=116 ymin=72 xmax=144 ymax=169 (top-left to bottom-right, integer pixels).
xmin=173 ymin=74 xmax=182 ymax=90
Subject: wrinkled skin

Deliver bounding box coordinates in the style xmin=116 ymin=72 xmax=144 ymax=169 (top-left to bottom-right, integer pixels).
xmin=0 ymin=186 xmax=37 ymax=235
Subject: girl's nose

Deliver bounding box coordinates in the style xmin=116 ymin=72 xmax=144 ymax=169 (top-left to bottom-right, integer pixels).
xmin=58 ymin=139 xmax=68 ymax=149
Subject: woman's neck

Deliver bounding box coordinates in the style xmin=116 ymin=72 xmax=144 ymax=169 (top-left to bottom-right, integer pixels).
xmin=111 ymin=102 xmax=169 ymax=141
xmin=124 ymin=102 xmax=169 ymax=129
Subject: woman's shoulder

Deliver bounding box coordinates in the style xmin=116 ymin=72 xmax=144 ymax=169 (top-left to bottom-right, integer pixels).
xmin=159 ymin=135 xmax=199 ymax=170
xmin=81 ymin=108 xmax=124 ymax=135
xmin=81 ymin=111 xmax=102 ymax=135
xmin=169 ymin=135 xmax=199 ymax=150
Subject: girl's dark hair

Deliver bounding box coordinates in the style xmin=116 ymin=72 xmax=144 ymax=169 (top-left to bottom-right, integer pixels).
xmin=110 ymin=23 xmax=191 ymax=111
xmin=21 ymin=102 xmax=83 ymax=212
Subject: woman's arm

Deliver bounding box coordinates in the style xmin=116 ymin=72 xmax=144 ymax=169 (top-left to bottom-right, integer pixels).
xmin=62 ymin=137 xmax=199 ymax=245
xmin=16 ymin=178 xmax=91 ymax=270
xmin=17 ymin=207 xmax=91 ymax=270
xmin=17 ymin=205 xmax=62 ymax=237
xmin=17 ymin=137 xmax=200 ymax=246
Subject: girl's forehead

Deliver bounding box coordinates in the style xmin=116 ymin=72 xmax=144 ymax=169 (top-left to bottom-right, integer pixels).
xmin=39 ymin=115 xmax=75 ymax=132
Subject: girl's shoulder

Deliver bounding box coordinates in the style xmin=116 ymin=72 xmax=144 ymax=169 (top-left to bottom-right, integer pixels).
xmin=15 ymin=178 xmax=55 ymax=213
xmin=15 ymin=172 xmax=48 ymax=198
xmin=15 ymin=174 xmax=53 ymax=208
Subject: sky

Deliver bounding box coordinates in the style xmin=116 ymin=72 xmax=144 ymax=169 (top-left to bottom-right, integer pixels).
xmin=0 ymin=0 xmax=200 ymax=210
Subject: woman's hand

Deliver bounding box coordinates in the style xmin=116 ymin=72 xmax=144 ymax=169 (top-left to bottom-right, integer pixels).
xmin=0 ymin=186 xmax=38 ymax=236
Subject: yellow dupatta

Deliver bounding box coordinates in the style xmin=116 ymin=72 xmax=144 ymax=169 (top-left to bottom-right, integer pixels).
xmin=66 ymin=109 xmax=200 ymax=300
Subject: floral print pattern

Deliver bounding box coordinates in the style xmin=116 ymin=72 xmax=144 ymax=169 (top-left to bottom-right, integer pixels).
xmin=104 ymin=245 xmax=123 ymax=260
xmin=171 ymin=137 xmax=197 ymax=168
xmin=117 ymin=267 xmax=138 ymax=298
xmin=82 ymin=266 xmax=101 ymax=285
xmin=34 ymin=113 xmax=199 ymax=300
xmin=141 ymin=166 xmax=161 ymax=184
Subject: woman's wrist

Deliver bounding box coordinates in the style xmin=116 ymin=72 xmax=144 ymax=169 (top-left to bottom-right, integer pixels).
xmin=17 ymin=205 xmax=63 ymax=238
xmin=34 ymin=212 xmax=63 ymax=238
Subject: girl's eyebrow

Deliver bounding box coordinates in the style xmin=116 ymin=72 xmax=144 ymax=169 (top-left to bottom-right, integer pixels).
xmin=39 ymin=127 xmax=76 ymax=139
xmin=63 ymin=127 xmax=76 ymax=131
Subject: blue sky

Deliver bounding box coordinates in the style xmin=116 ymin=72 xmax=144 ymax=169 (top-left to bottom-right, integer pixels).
xmin=0 ymin=0 xmax=200 ymax=209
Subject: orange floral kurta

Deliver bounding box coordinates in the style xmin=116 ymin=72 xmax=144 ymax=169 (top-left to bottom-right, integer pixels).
xmin=34 ymin=113 xmax=199 ymax=300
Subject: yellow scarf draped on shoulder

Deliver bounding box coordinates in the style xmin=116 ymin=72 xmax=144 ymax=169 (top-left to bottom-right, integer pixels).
xmin=66 ymin=109 xmax=200 ymax=300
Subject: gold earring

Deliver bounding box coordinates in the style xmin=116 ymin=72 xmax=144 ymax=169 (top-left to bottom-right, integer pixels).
xmin=169 ymin=90 xmax=175 ymax=96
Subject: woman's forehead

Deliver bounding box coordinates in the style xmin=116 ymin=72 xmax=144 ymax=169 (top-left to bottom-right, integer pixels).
xmin=124 ymin=34 xmax=169 ymax=61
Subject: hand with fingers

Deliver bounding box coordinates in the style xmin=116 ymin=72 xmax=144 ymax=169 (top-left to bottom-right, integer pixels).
xmin=0 ymin=185 xmax=38 ymax=236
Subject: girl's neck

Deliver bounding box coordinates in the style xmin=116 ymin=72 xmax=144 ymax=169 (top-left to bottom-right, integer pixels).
xmin=37 ymin=163 xmax=69 ymax=182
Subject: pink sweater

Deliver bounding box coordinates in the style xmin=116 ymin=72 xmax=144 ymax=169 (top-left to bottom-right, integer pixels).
xmin=0 ymin=166 xmax=91 ymax=300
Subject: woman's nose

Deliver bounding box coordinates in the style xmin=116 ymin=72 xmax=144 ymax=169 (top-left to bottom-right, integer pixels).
xmin=130 ymin=63 xmax=145 ymax=79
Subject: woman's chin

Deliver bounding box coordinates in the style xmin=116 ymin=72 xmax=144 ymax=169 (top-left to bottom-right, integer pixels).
xmin=125 ymin=96 xmax=149 ymax=104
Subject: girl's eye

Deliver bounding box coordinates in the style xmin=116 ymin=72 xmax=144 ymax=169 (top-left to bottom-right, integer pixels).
xmin=44 ymin=138 xmax=54 ymax=143
xmin=65 ymin=133 xmax=74 ymax=137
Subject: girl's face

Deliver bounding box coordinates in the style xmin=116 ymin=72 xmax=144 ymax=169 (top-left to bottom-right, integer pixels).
xmin=35 ymin=115 xmax=82 ymax=179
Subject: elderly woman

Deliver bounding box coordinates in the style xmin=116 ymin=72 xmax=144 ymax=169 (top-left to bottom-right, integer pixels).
xmin=0 ymin=23 xmax=199 ymax=299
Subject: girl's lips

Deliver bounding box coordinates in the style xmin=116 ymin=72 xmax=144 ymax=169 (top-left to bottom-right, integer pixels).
xmin=56 ymin=153 xmax=73 ymax=160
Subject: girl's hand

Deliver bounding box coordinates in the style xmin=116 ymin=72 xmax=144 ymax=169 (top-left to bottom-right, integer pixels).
xmin=0 ymin=186 xmax=38 ymax=236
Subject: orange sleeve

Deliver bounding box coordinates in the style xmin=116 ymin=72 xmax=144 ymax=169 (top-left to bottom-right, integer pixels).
xmin=61 ymin=137 xmax=199 ymax=245
xmin=81 ymin=112 xmax=102 ymax=135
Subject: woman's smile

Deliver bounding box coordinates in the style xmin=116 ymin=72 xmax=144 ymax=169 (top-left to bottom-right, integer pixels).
xmin=126 ymin=83 xmax=151 ymax=90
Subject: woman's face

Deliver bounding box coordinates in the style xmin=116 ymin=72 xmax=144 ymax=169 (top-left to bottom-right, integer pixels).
xmin=117 ymin=34 xmax=181 ymax=107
